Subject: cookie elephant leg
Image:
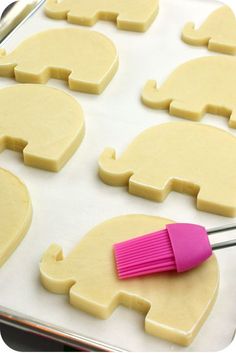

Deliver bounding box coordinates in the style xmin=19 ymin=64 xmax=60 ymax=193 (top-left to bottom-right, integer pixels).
xmin=170 ymin=100 xmax=206 ymax=121
xmin=117 ymin=7 xmax=158 ymax=32
xmin=68 ymin=70 xmax=101 ymax=94
xmin=23 ymin=142 xmax=68 ymax=172
xmin=129 ymin=172 xmax=172 ymax=202
xmin=208 ymin=37 xmax=236 ymax=55
xmin=69 ymin=51 xmax=118 ymax=94
xmin=145 ymin=304 xmax=195 ymax=346
xmin=69 ymin=283 xmax=119 ymax=319
xmin=229 ymin=108 xmax=236 ymax=128
xmin=197 ymin=186 xmax=236 ymax=217
xmin=0 ymin=135 xmax=27 ymax=153
xmin=14 ymin=63 xmax=50 ymax=84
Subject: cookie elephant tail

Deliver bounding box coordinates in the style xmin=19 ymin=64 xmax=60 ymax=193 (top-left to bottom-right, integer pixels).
xmin=141 ymin=80 xmax=170 ymax=109
xmin=98 ymin=147 xmax=133 ymax=186
xmin=182 ymin=22 xmax=209 ymax=45
xmin=40 ymin=244 xmax=75 ymax=294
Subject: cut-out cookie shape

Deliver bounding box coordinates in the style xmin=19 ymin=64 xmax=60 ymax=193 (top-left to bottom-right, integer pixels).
xmin=0 ymin=84 xmax=85 ymax=171
xmin=99 ymin=122 xmax=236 ymax=217
xmin=0 ymin=168 xmax=32 ymax=267
xmin=44 ymin=0 xmax=159 ymax=32
xmin=40 ymin=214 xmax=219 ymax=346
xmin=182 ymin=6 xmax=236 ymax=55
xmin=142 ymin=56 xmax=236 ymax=128
xmin=0 ymin=28 xmax=118 ymax=94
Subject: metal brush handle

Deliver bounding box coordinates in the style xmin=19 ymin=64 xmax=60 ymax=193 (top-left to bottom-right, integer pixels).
xmin=207 ymin=223 xmax=236 ymax=250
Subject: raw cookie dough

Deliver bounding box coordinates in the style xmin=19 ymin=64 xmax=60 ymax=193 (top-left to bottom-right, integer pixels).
xmin=0 ymin=28 xmax=118 ymax=94
xmin=40 ymin=214 xmax=219 ymax=346
xmin=99 ymin=122 xmax=236 ymax=217
xmin=0 ymin=85 xmax=84 ymax=172
xmin=182 ymin=6 xmax=236 ymax=55
xmin=142 ymin=56 xmax=236 ymax=128
xmin=0 ymin=168 xmax=32 ymax=267
xmin=44 ymin=0 xmax=159 ymax=32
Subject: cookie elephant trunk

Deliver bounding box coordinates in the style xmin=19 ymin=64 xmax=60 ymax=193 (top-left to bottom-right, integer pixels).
xmin=44 ymin=0 xmax=69 ymax=18
xmin=182 ymin=22 xmax=209 ymax=45
xmin=142 ymin=80 xmax=171 ymax=109
xmin=0 ymin=50 xmax=17 ymax=77
xmin=98 ymin=147 xmax=133 ymax=186
xmin=0 ymin=48 xmax=6 ymax=57
xmin=40 ymin=244 xmax=75 ymax=294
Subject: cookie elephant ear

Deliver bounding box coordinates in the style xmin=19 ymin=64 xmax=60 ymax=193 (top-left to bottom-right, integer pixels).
xmin=0 ymin=168 xmax=32 ymax=267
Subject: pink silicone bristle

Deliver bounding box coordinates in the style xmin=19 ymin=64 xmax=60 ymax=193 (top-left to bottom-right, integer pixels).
xmin=114 ymin=229 xmax=177 ymax=279
xmin=114 ymin=223 xmax=213 ymax=279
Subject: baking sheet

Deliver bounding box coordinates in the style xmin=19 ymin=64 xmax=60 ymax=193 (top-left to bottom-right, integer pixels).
xmin=0 ymin=0 xmax=236 ymax=351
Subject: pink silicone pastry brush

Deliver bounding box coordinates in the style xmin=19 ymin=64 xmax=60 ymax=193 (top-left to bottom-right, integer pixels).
xmin=114 ymin=223 xmax=236 ymax=279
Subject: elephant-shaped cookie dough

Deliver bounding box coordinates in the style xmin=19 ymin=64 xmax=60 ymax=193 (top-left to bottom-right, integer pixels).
xmin=0 ymin=28 xmax=118 ymax=94
xmin=0 ymin=168 xmax=32 ymax=266
xmin=40 ymin=214 xmax=219 ymax=346
xmin=99 ymin=122 xmax=236 ymax=217
xmin=0 ymin=84 xmax=85 ymax=171
xmin=182 ymin=6 xmax=236 ymax=55
xmin=142 ymin=56 xmax=236 ymax=128
xmin=44 ymin=0 xmax=159 ymax=32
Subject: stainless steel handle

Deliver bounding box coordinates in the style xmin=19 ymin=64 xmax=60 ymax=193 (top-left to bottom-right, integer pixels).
xmin=211 ymin=238 xmax=236 ymax=251
xmin=207 ymin=223 xmax=236 ymax=250
xmin=207 ymin=223 xmax=236 ymax=235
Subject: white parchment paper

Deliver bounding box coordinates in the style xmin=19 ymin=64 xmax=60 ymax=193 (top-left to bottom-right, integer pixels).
xmin=0 ymin=0 xmax=235 ymax=351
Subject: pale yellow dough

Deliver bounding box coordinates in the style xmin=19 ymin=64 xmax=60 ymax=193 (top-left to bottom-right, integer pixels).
xmin=99 ymin=122 xmax=236 ymax=217
xmin=0 ymin=84 xmax=85 ymax=171
xmin=0 ymin=28 xmax=118 ymax=94
xmin=0 ymin=168 xmax=32 ymax=267
xmin=182 ymin=6 xmax=236 ymax=55
xmin=40 ymin=214 xmax=219 ymax=346
xmin=44 ymin=0 xmax=159 ymax=32
xmin=142 ymin=56 xmax=236 ymax=128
